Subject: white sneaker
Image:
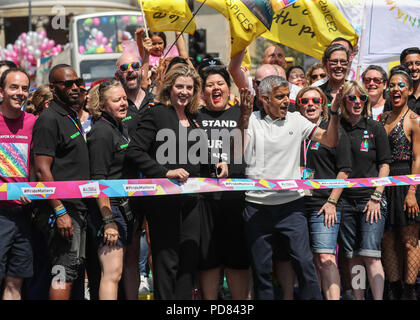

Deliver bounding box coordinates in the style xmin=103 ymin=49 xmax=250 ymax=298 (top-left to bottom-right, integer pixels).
xmin=139 ymin=275 xmax=150 ymax=293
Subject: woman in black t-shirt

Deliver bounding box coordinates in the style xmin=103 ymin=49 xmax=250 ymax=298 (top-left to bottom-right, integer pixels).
xmin=339 ymin=80 xmax=392 ymax=300
xmin=296 ymin=86 xmax=352 ymax=300
xmin=197 ymin=65 xmax=250 ymax=300
xmin=126 ymin=64 xmax=227 ymax=300
xmin=86 ymin=80 xmax=131 ymax=300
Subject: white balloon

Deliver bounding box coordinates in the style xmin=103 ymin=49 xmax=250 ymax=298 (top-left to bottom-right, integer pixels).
xmin=27 ymin=45 xmax=34 ymax=53
xmin=91 ymin=28 xmax=98 ymax=37
xmin=6 ymin=44 xmax=13 ymax=51
xmin=34 ymin=50 xmax=41 ymax=59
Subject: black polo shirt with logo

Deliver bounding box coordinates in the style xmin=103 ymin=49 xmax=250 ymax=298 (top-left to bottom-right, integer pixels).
xmin=300 ymin=120 xmax=352 ymax=209
xmin=32 ymin=100 xmax=90 ymax=210
xmin=87 ymin=112 xmax=130 ymax=206
xmin=123 ymin=88 xmax=155 ymax=136
xmin=340 ymin=116 xmax=392 ymax=200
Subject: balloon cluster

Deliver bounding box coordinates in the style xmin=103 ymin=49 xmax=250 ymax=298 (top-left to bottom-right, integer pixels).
xmin=0 ymin=30 xmax=63 ymax=74
xmin=79 ymin=15 xmax=143 ymax=54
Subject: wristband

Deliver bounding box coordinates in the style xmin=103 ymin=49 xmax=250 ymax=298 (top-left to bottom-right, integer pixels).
xmin=329 ymin=109 xmax=339 ymax=116
xmin=56 ymin=209 xmax=67 ymax=217
xmin=102 ymin=215 xmax=113 ymax=221
xmin=409 ymin=185 xmax=417 ymax=191
xmin=327 ymin=197 xmax=338 ymax=205
xmin=370 ymin=195 xmax=381 ymax=202
xmin=54 ymin=204 xmax=65 ymax=213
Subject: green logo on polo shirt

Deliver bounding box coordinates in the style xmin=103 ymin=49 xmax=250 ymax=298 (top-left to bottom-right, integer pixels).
xmin=122 ymin=116 xmax=132 ymax=122
xmin=120 ymin=143 xmax=129 ymax=149
xmin=71 ymin=132 xmax=80 ymax=139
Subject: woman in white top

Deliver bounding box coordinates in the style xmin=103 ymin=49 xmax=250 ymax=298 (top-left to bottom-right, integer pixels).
xmin=362 ymin=65 xmax=388 ymax=121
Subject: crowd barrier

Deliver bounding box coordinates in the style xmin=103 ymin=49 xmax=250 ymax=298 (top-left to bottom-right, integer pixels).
xmin=2 ymin=174 xmax=419 ymax=200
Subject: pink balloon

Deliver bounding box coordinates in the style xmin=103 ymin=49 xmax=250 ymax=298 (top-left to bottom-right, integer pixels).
xmin=20 ymin=33 xmax=27 ymax=40
xmin=105 ymin=45 xmax=113 ymax=53
xmin=101 ymin=37 xmax=107 ymax=45
xmin=27 ymin=54 xmax=34 ymax=61
xmin=39 ymin=30 xmax=47 ymax=38
xmin=95 ymin=35 xmax=103 ymax=43
xmin=48 ymin=39 xmax=55 ymax=49
xmin=79 ymin=45 xmax=85 ymax=54
xmin=56 ymin=44 xmax=62 ymax=52
xmin=121 ymin=16 xmax=130 ymax=24
xmin=93 ymin=17 xmax=100 ymax=26
xmin=137 ymin=16 xmax=143 ymax=24
xmin=40 ymin=43 xmax=47 ymax=52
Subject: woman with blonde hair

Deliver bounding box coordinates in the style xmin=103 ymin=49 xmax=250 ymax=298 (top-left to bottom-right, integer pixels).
xmin=338 ymin=80 xmax=392 ymax=300
xmin=86 ymin=80 xmax=133 ymax=300
xmin=25 ymin=84 xmax=52 ymax=116
xmin=306 ymin=62 xmax=327 ymax=86
xmin=126 ymin=64 xmax=227 ymax=299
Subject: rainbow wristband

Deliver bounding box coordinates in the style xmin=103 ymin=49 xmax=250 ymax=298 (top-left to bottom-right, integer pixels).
xmin=55 ymin=208 xmax=67 ymax=217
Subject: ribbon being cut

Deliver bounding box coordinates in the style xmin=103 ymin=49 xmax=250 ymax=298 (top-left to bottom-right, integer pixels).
xmin=2 ymin=175 xmax=420 ymax=201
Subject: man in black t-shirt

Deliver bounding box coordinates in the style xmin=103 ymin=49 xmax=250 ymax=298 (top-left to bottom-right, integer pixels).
xmin=33 ymin=64 xmax=90 ymax=300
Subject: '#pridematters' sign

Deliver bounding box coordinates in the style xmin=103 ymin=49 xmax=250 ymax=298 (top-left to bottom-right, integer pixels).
xmin=0 ymin=174 xmax=419 ymax=201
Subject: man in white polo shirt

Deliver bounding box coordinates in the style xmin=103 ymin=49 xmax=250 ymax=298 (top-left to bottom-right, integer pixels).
xmin=237 ymin=76 xmax=341 ymax=300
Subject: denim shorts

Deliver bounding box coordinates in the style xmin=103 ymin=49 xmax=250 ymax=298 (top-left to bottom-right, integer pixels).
xmin=339 ymin=197 xmax=387 ymax=259
xmin=307 ymin=209 xmax=341 ymax=255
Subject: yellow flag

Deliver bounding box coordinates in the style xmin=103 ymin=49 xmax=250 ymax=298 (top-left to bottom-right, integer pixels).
xmin=263 ymin=0 xmax=358 ymax=60
xmin=197 ymin=0 xmax=270 ymax=57
xmin=140 ymin=0 xmax=196 ymax=35
xmin=242 ymin=47 xmax=252 ymax=71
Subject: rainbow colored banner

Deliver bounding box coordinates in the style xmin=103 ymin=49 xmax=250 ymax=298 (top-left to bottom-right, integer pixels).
xmin=1 ymin=175 xmax=419 ymax=201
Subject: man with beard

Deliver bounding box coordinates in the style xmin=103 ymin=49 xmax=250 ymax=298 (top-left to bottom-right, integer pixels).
xmin=32 ymin=64 xmax=90 ymax=300
xmin=115 ymin=52 xmax=154 ymax=134
xmin=0 ymin=68 xmax=36 ymax=300
xmin=113 ymin=51 xmax=155 ymax=300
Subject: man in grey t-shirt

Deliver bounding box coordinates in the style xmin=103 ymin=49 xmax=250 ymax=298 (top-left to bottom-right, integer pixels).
xmin=237 ymin=76 xmax=341 ymax=300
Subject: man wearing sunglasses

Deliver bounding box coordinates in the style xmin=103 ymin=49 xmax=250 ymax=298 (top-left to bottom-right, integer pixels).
xmin=32 ymin=64 xmax=90 ymax=300
xmin=115 ymin=52 xmax=154 ymax=134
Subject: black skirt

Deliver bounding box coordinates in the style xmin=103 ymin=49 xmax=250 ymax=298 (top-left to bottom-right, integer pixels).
xmin=385 ymin=160 xmax=420 ymax=227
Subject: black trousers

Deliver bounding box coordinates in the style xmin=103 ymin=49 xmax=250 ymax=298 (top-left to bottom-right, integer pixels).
xmin=146 ymin=194 xmax=202 ymax=300
xmin=243 ymin=198 xmax=322 ymax=300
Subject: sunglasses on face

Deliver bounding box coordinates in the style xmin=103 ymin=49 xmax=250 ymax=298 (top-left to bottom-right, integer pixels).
xmin=346 ymin=94 xmax=369 ymax=102
xmin=298 ymin=97 xmax=323 ymax=105
xmin=52 ymin=78 xmax=84 ymax=88
xmin=311 ymin=73 xmax=326 ymax=80
xmin=363 ymin=77 xmax=383 ymax=85
xmin=118 ymin=62 xmax=141 ymax=73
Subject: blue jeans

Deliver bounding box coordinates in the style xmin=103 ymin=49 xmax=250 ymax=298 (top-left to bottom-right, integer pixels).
xmin=307 ymin=209 xmax=341 ymax=254
xmin=339 ymin=197 xmax=387 ymax=258
xmin=139 ymin=232 xmax=149 ymax=277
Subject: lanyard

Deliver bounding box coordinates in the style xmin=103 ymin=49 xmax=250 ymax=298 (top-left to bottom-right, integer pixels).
xmin=303 ymin=119 xmax=322 ymax=167
xmin=66 ymin=114 xmax=86 ymax=142
xmin=101 ymin=117 xmax=131 ymax=144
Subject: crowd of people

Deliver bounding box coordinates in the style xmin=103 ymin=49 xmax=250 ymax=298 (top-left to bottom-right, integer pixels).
xmin=0 ymin=27 xmax=419 ymax=301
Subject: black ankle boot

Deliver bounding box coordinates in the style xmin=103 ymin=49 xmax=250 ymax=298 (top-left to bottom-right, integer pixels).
xmin=401 ymin=283 xmax=417 ymax=300
xmin=387 ymin=281 xmax=402 ymax=300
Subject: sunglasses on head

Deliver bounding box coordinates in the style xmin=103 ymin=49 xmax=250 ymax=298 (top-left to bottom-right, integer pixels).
xmin=311 ymin=73 xmax=326 ymax=80
xmin=346 ymin=94 xmax=369 ymax=102
xmin=363 ymin=77 xmax=383 ymax=85
xmin=298 ymin=97 xmax=323 ymax=105
xmin=52 ymin=78 xmax=84 ymax=88
xmin=99 ymin=81 xmax=111 ymax=93
xmin=118 ymin=62 xmax=141 ymax=73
